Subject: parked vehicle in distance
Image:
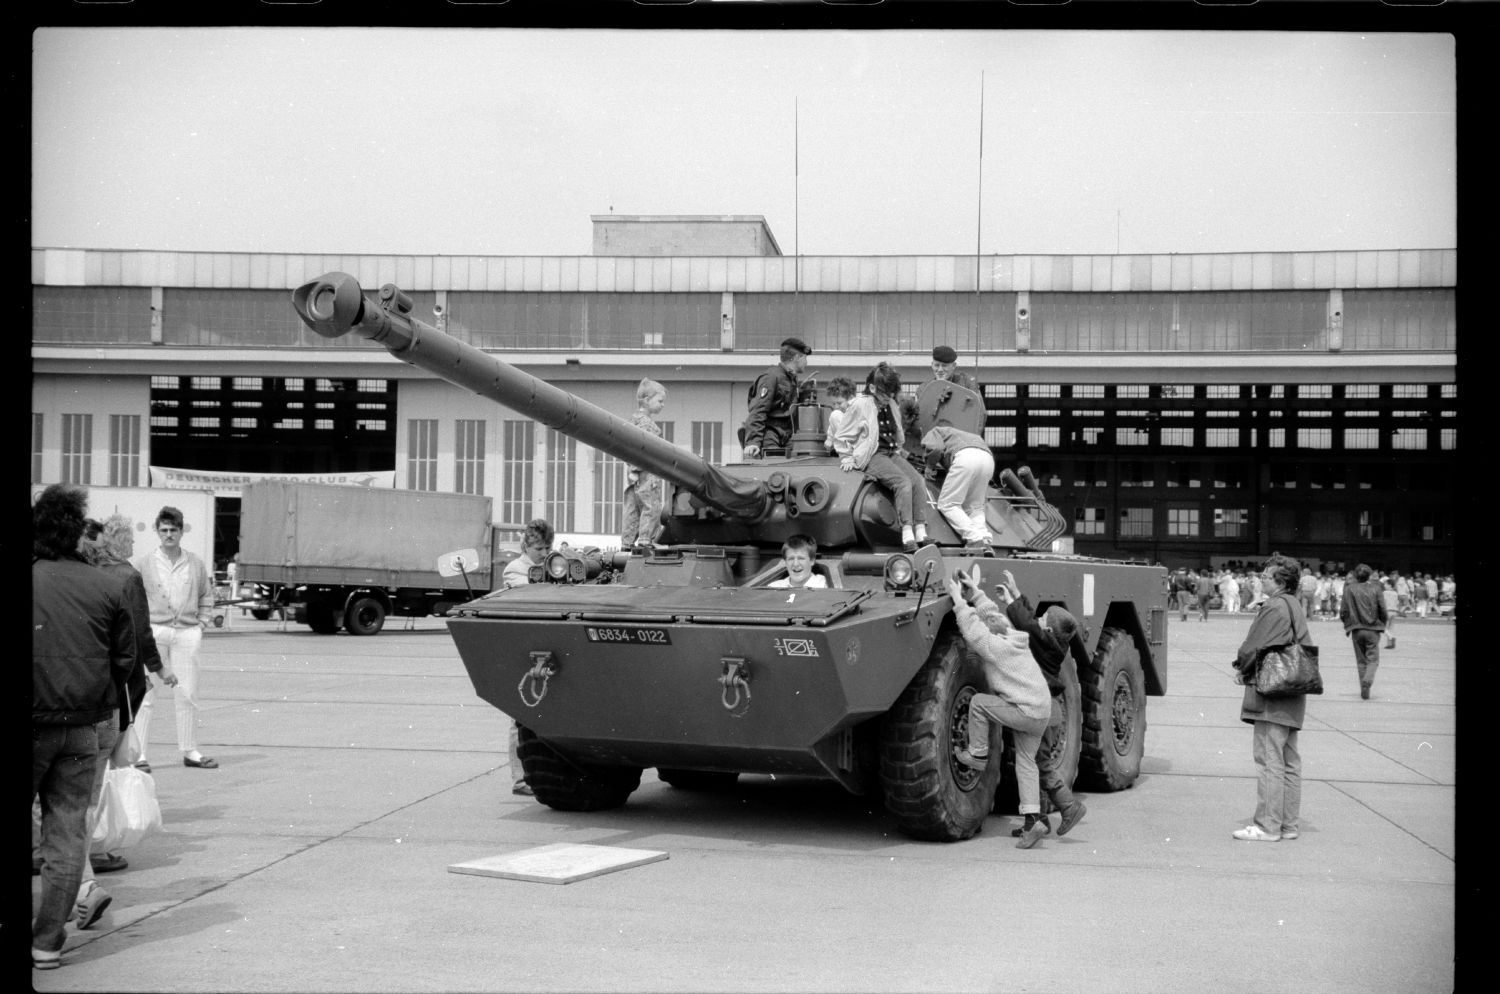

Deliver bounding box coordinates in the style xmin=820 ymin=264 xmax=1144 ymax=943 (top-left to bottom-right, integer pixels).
xmin=239 ymin=481 xmax=500 ymax=635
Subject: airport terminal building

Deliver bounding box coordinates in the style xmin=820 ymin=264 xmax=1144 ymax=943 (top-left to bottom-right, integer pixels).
xmin=32 ymin=215 xmax=1456 ymax=573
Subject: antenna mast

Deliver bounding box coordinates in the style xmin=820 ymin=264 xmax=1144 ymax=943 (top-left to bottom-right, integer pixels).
xmin=974 ymin=71 xmax=985 ymax=363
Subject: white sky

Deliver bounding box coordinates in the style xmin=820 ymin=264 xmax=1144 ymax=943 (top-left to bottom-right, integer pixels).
xmin=31 ymin=28 xmax=1455 ymax=257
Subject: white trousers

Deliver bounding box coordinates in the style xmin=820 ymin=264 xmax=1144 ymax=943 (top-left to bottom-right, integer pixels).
xmin=139 ymin=625 xmax=204 ymax=757
xmin=935 ymin=447 xmax=995 ymax=543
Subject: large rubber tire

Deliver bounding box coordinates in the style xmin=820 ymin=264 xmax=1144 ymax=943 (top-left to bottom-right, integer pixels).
xmin=306 ymin=602 xmax=342 ymax=634
xmin=250 ymin=608 xmax=272 ymax=621
xmin=516 ymin=725 xmax=642 ymax=812
xmin=1078 ymin=626 xmax=1147 ymax=792
xmin=657 ymin=768 xmax=740 ymax=790
xmin=344 ymin=596 xmax=386 ymax=637
xmin=878 ymin=630 xmax=1003 ymax=842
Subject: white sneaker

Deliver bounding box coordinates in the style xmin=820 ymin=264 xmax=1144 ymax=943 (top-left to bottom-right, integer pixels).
xmin=1232 ymin=825 xmax=1281 ymax=842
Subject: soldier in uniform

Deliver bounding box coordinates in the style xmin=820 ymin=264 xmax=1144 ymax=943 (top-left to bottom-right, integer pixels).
xmin=930 ymin=345 xmax=981 ymax=394
xmin=741 ymin=336 xmax=812 ymax=458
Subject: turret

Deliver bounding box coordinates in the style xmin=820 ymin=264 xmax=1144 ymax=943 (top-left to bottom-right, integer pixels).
xmin=291 ymin=273 xmax=772 ymax=521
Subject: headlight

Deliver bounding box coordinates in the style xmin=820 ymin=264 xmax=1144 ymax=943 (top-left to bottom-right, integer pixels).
xmin=545 ymin=552 xmax=571 ymax=580
xmin=885 ymin=555 xmax=915 ymax=588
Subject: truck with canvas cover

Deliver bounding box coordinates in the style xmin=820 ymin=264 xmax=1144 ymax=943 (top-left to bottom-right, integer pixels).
xmin=239 ymin=480 xmax=497 ymax=635
xmin=290 ymin=272 xmax=1169 ymax=840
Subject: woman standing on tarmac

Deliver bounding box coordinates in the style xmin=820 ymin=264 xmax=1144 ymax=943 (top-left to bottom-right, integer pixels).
xmin=1231 ymin=553 xmax=1314 ymax=842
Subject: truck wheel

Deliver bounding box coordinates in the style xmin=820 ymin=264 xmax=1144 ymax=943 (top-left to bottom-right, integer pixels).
xmin=657 ymin=768 xmax=740 ymax=790
xmin=251 ymin=609 xmax=272 ymax=621
xmin=344 ymin=597 xmax=386 ymax=636
xmin=878 ymin=630 xmax=1002 ymax=842
xmin=1078 ymin=626 xmax=1146 ymax=792
xmin=517 ymin=725 xmax=641 ymax=811
xmin=306 ymin=602 xmax=342 ymax=634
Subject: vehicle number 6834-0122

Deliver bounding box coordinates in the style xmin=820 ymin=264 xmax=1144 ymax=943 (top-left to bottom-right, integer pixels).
xmin=584 ymin=626 xmax=672 ymax=645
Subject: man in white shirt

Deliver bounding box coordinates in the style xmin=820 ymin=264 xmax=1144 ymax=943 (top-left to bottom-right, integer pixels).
xmin=134 ymin=506 xmax=219 ymax=769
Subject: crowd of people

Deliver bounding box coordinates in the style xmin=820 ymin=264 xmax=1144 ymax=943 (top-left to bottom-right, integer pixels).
xmin=1169 ymin=565 xmax=1455 ymax=624
xmin=32 ymin=484 xmax=216 ymax=970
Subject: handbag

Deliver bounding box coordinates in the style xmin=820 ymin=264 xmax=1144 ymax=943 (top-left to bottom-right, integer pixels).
xmin=1251 ymin=596 xmax=1324 ymax=697
xmin=92 ymin=765 xmax=162 ymax=851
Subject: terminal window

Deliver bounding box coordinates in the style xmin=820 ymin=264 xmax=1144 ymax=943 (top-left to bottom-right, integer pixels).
xmin=592 ymin=450 xmax=627 ymax=537
xmin=32 ymin=413 xmax=43 ymax=484
xmin=691 ymin=422 xmax=723 ymax=463
xmin=500 ymin=420 xmax=535 ymax=525
xmin=407 ymin=419 xmax=438 ymax=492
xmin=108 ymin=414 xmax=140 ymax=487
xmin=544 ymin=430 xmax=576 ymax=531
xmin=1166 ymin=508 xmax=1198 ymax=536
xmin=1074 ymin=506 xmax=1106 ymax=535
xmin=455 ymin=420 xmax=485 ymax=496
xmin=1214 ymin=508 xmax=1249 ymax=538
xmin=1358 ymin=510 xmax=1391 ymax=541
xmin=62 ymin=414 xmax=92 ymax=485
xmin=1118 ymin=507 xmax=1153 ymax=538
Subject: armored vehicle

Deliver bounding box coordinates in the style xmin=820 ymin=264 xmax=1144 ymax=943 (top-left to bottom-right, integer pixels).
xmin=292 ymin=273 xmax=1168 ymax=841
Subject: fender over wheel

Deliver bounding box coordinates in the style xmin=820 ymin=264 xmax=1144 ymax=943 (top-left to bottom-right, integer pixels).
xmin=516 ymin=725 xmax=642 ymax=812
xmin=878 ymin=630 xmax=1002 ymax=842
xmin=1077 ymin=626 xmax=1146 ymax=792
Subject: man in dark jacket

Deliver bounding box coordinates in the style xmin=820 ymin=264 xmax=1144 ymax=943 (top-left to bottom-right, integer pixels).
xmin=31 ymin=484 xmax=136 ymax=969
xmin=1339 ymin=562 xmax=1389 ymax=700
xmin=996 ymin=568 xmax=1090 ymax=840
xmin=740 ymin=337 xmax=811 ymax=458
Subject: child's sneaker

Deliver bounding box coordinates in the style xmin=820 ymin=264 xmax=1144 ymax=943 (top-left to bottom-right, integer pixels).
xmin=953 ymin=748 xmax=989 ymax=772
xmin=1011 ymin=814 xmax=1052 ymax=838
xmin=1015 ymin=818 xmax=1048 ymax=849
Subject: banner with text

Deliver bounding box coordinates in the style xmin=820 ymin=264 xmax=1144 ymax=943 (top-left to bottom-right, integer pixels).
xmin=148 ymin=466 xmax=397 ymax=497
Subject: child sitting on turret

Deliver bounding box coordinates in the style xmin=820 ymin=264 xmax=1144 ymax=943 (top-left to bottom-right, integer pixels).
xmin=855 ymin=364 xmax=931 ymax=553
xmin=768 ymin=534 xmax=828 ymax=589
xmin=824 ymin=376 xmax=870 ymax=466
xmin=621 ymin=377 xmax=668 ymax=549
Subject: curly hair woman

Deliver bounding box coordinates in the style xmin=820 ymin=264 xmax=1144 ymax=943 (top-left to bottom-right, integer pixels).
xmin=1231 ymin=553 xmax=1313 ymax=842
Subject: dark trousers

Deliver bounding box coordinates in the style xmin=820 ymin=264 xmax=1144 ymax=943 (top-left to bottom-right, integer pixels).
xmin=1036 ymin=695 xmax=1077 ymax=811
xmin=32 ymin=723 xmax=101 ymax=951
xmin=1350 ymin=629 xmax=1381 ymax=691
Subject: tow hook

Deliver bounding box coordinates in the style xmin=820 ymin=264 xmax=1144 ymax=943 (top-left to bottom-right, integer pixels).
xmin=719 ymin=656 xmax=751 ymax=715
xmin=518 ymin=650 xmax=558 ymax=707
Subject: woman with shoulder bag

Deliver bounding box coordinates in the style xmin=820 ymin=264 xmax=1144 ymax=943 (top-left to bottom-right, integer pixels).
xmin=1231 ymin=553 xmax=1314 ymax=842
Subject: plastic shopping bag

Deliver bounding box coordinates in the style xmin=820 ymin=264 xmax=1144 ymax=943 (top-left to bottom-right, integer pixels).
xmin=92 ymin=765 xmax=162 ymax=851
xmin=109 ymin=722 xmax=143 ymax=769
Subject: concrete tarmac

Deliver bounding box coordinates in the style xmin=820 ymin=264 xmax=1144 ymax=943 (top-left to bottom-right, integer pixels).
xmin=32 ymin=610 xmax=1456 ymax=992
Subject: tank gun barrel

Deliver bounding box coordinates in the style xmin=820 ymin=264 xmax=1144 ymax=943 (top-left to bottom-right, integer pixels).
xmin=291 ymin=273 xmax=771 ymax=521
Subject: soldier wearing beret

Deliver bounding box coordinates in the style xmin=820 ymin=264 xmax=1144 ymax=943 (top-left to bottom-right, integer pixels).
xmin=930 ymin=345 xmax=981 ymax=394
xmin=741 ymin=337 xmax=812 ymax=458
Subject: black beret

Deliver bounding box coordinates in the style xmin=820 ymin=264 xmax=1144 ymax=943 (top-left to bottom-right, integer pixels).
xmin=780 ymin=337 xmax=812 ymax=356
xmin=932 ymin=345 xmax=958 ymax=363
